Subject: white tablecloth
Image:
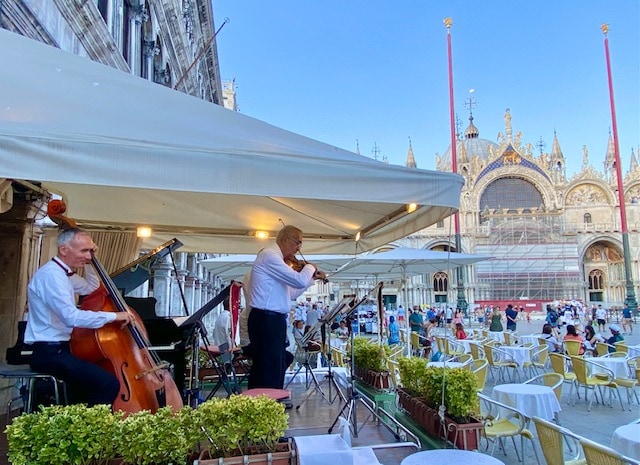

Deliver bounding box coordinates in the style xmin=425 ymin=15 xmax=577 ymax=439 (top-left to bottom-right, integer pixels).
xmin=519 ymin=334 xmax=540 ymax=346
xmin=295 ymin=434 xmax=381 ymax=465
xmin=500 ymin=346 xmax=532 ymax=368
xmin=588 ymin=356 xmax=630 ymax=379
xmin=492 ymin=383 xmax=562 ymax=421
xmin=427 ymin=361 xmax=465 ymax=369
xmin=488 ymin=331 xmax=505 ymax=343
xmin=450 ymin=338 xmax=480 ymax=353
xmin=401 ymin=449 xmax=505 ymax=465
xmin=627 ymin=344 xmax=640 ymax=358
xmin=611 ymin=423 xmax=640 ymax=460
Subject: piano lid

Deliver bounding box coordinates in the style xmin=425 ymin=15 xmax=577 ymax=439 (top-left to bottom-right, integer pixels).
xmin=111 ymin=238 xmax=183 ymax=294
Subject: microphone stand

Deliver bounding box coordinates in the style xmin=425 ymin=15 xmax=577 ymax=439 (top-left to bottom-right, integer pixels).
xmin=327 ymin=284 xmax=399 ymax=439
xmin=294 ymin=298 xmax=354 ymax=409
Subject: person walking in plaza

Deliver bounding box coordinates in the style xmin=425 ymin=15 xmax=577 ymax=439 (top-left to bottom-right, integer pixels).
xmin=453 ymin=308 xmax=464 ymax=328
xmin=387 ymin=315 xmax=400 ymax=345
xmin=246 ymin=225 xmax=326 ymax=389
xmin=621 ymin=305 xmax=633 ymax=335
xmin=505 ymin=304 xmax=518 ymax=332
xmin=25 ymin=228 xmax=133 ymax=407
xmin=489 ymin=306 xmax=503 ymax=332
xmin=595 ymin=304 xmax=607 ymax=332
xmin=409 ymin=307 xmax=424 ymax=334
xmin=545 ymin=305 xmax=560 ymax=338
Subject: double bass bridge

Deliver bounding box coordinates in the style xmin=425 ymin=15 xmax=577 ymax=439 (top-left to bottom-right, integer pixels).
xmin=134 ymin=361 xmax=172 ymax=380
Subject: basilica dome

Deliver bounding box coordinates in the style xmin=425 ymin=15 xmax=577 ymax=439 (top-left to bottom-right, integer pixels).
xmin=437 ymin=118 xmax=499 ymax=171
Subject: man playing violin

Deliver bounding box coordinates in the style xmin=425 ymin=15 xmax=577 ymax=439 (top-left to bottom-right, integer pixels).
xmin=25 ymin=228 xmax=133 ymax=407
xmin=247 ymin=225 xmax=326 ymax=389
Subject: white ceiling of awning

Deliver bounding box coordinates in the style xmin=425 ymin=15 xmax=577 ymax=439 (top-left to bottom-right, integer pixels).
xmin=0 ymin=29 xmax=463 ymax=254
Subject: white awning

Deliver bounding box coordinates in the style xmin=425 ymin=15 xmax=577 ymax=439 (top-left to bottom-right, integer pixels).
xmin=0 ymin=29 xmax=463 ymax=254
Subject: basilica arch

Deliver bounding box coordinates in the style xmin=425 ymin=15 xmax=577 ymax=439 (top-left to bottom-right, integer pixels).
xmin=472 ymin=168 xmax=557 ymax=213
xmin=581 ymin=237 xmax=625 ymax=304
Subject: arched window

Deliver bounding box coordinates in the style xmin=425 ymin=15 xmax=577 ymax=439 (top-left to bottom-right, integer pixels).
xmin=584 ymin=213 xmax=592 ymax=224
xmin=588 ymin=269 xmax=604 ymax=290
xmin=433 ymin=272 xmax=448 ymax=292
xmin=480 ymin=177 xmax=543 ymax=211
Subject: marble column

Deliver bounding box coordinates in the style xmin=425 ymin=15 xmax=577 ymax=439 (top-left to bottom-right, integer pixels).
xmin=151 ymin=254 xmax=172 ymax=317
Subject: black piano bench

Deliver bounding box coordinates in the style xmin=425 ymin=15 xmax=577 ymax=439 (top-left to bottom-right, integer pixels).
xmin=0 ymin=364 xmax=67 ymax=421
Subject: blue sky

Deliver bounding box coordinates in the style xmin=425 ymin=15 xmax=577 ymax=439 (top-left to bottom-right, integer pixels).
xmin=212 ymin=1 xmax=639 ymax=176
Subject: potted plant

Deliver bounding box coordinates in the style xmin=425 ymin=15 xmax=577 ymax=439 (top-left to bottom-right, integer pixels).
xmin=352 ymin=337 xmax=391 ymax=389
xmin=114 ymin=406 xmax=201 ymax=465
xmin=193 ymin=395 xmax=291 ymax=465
xmin=5 ymin=404 xmax=123 ymax=465
xmin=422 ymin=365 xmax=483 ymax=450
xmin=396 ymin=358 xmax=483 ymax=450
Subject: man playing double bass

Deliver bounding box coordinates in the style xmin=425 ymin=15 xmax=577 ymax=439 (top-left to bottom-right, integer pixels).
xmin=246 ymin=225 xmax=326 ymax=389
xmin=25 ymin=228 xmax=133 ymax=407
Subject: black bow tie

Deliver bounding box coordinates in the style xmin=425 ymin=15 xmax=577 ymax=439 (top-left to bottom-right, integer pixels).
xmin=52 ymin=258 xmax=76 ymax=277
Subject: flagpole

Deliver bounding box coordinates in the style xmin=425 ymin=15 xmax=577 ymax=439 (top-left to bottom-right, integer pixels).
xmin=601 ymin=23 xmax=638 ymax=314
xmin=445 ymin=18 xmax=468 ymax=317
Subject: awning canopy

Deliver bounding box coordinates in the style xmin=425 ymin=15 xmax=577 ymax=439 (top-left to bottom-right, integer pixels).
xmin=332 ymin=247 xmax=491 ymax=279
xmin=0 ymin=29 xmax=463 ymax=254
xmin=200 ymin=254 xmax=356 ymax=281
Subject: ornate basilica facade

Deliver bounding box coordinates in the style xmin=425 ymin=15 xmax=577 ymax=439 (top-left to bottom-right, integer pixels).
xmin=395 ymin=109 xmax=640 ymax=311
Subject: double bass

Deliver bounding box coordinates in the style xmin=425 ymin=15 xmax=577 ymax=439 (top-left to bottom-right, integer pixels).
xmin=48 ymin=200 xmax=183 ymax=413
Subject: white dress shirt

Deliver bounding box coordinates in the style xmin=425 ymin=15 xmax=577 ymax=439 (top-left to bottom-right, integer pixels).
xmin=25 ymin=260 xmax=117 ymax=343
xmin=212 ymin=310 xmax=232 ymax=348
xmin=248 ymin=244 xmax=315 ymax=314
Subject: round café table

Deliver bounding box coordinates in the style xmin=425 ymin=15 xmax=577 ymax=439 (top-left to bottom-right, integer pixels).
xmin=492 ymin=383 xmax=561 ymax=421
xmin=401 ymin=449 xmax=505 ymax=465
xmin=519 ymin=334 xmax=540 ymax=346
xmin=588 ymin=356 xmax=630 ymax=379
xmin=499 ymin=346 xmax=532 ymax=369
xmin=487 ymin=331 xmax=505 ymax=343
xmin=611 ymin=423 xmax=640 ymax=460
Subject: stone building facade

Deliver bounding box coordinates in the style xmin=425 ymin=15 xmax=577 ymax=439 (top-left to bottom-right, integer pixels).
xmin=0 ymin=0 xmax=227 ymax=379
xmin=394 ymin=109 xmax=639 ymax=312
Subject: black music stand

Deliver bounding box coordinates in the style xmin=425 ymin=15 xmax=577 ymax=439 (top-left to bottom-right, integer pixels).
xmin=293 ymin=297 xmax=355 ymax=409
xmin=182 ymin=284 xmax=237 ymax=407
xmin=328 ymin=284 xmax=401 ymax=440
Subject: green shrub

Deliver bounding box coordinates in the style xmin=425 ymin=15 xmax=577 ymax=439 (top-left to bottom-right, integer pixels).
xmin=115 ymin=406 xmax=200 ymax=465
xmin=193 ymin=395 xmax=288 ymax=458
xmin=352 ymin=337 xmax=387 ymax=372
xmin=397 ymin=356 xmax=429 ymax=395
xmin=421 ymin=366 xmax=479 ymax=422
xmin=397 ymin=357 xmax=479 ymax=422
xmin=5 ymin=404 xmax=123 ymax=465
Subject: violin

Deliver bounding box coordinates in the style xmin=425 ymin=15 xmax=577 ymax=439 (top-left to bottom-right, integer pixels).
xmin=285 ymin=256 xmax=328 ymax=283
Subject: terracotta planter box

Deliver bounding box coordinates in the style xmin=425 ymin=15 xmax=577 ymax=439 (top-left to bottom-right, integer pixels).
xmin=418 ymin=404 xmax=442 ymax=438
xmin=369 ymin=370 xmax=391 ymax=390
xmin=396 ymin=388 xmax=483 ymax=451
xmin=196 ymin=441 xmax=293 ymax=465
xmin=444 ymin=417 xmax=483 ymax=451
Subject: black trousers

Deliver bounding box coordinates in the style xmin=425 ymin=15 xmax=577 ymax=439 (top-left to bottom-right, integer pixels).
xmin=29 ymin=343 xmax=120 ymax=407
xmin=247 ymin=309 xmax=288 ymax=389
